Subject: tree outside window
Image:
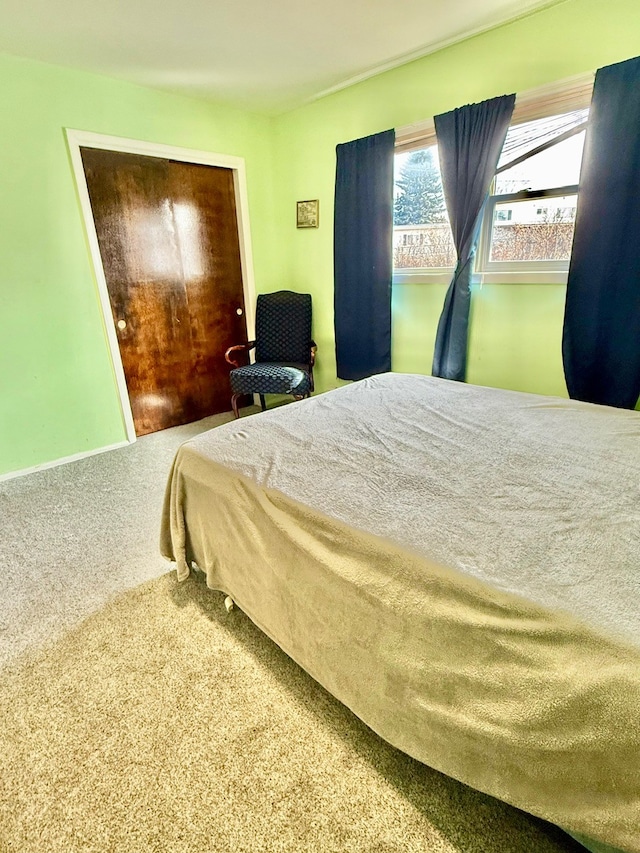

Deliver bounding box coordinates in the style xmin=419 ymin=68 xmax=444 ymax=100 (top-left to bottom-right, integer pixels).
xmin=393 ymin=148 xmax=455 ymax=269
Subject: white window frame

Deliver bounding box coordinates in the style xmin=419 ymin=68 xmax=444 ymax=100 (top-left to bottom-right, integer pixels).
xmin=393 ymin=137 xmax=453 ymax=285
xmin=476 ymin=183 xmax=580 ymax=276
xmin=393 ymin=72 xmax=594 ymax=285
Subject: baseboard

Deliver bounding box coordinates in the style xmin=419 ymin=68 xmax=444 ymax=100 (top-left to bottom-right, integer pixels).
xmin=0 ymin=440 xmax=132 ymax=484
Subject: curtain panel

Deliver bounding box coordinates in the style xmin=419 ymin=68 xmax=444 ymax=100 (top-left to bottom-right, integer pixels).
xmin=334 ymin=129 xmax=395 ymax=381
xmin=432 ymin=94 xmax=515 ymax=382
xmin=562 ymin=55 xmax=640 ymax=409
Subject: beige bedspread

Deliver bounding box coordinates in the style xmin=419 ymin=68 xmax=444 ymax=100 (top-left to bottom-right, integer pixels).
xmin=161 ymin=374 xmax=640 ymax=852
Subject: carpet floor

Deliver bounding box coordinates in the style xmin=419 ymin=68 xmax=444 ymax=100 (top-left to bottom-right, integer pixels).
xmin=0 ymin=409 xmax=584 ymax=852
xmin=0 ymin=409 xmax=240 ymax=667
xmin=0 ymin=574 xmax=585 ymax=853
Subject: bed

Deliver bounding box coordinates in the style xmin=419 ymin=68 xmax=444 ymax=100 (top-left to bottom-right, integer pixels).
xmin=160 ymin=373 xmax=640 ymax=853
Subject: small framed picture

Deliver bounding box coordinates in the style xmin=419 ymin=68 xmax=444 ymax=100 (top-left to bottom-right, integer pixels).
xmin=296 ymin=199 xmax=319 ymax=228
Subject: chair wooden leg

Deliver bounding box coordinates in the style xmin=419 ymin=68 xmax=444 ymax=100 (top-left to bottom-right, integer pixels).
xmin=259 ymin=394 xmax=267 ymax=411
xmin=231 ymin=394 xmax=241 ymax=419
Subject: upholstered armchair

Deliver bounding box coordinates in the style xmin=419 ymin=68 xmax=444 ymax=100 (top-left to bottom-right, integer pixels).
xmin=225 ymin=290 xmax=316 ymax=418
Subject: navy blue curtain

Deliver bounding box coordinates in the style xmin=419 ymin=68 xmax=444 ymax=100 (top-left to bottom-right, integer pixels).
xmin=562 ymin=56 xmax=640 ymax=409
xmin=334 ymin=129 xmax=395 ymax=381
xmin=432 ymin=94 xmax=515 ymax=381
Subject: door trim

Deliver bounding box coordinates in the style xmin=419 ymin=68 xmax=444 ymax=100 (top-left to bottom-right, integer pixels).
xmin=65 ymin=128 xmax=258 ymax=443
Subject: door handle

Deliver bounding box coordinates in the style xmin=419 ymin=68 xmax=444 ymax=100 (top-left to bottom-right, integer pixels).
xmin=236 ymin=308 xmax=243 ymax=316
xmin=117 ymin=319 xmax=127 ymax=330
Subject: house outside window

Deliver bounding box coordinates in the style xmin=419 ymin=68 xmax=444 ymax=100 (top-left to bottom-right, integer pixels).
xmin=495 ymin=209 xmax=513 ymax=221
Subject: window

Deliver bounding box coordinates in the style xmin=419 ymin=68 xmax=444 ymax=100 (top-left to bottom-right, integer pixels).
xmin=393 ymin=146 xmax=455 ymax=279
xmin=393 ymin=75 xmax=594 ymax=283
xmin=495 ymin=209 xmax=513 ymax=222
xmin=476 ymin=109 xmax=587 ymax=274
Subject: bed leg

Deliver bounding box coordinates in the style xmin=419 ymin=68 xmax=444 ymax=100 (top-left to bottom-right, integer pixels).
xmin=224 ymin=595 xmax=235 ymax=613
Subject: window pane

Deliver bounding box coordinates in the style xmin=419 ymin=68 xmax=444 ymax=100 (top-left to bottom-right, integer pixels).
xmin=393 ymin=224 xmax=457 ymax=269
xmin=498 ymin=109 xmax=588 ymax=172
xmin=489 ymin=196 xmax=577 ymax=263
xmin=393 ymin=147 xmax=455 ymax=269
xmin=495 ymin=131 xmax=585 ymax=195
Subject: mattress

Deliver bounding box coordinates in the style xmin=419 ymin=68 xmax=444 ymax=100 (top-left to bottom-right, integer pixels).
xmin=161 ymin=373 xmax=640 ymax=853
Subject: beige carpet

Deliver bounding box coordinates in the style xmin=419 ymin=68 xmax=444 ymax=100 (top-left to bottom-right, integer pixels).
xmin=0 ymin=570 xmax=583 ymax=853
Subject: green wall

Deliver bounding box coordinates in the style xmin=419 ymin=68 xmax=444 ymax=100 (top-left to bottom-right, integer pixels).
xmin=2 ymin=0 xmax=640 ymax=477
xmin=0 ymin=52 xmax=276 ymax=476
xmin=270 ymin=0 xmax=640 ymax=396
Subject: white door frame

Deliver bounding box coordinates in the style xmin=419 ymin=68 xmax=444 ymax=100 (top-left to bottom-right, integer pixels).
xmin=66 ymin=128 xmax=257 ymax=443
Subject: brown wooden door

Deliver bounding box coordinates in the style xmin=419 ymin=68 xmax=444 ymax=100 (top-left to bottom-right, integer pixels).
xmin=81 ymin=148 xmax=247 ymax=435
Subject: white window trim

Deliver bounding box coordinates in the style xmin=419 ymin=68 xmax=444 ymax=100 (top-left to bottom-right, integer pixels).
xmin=395 ymin=72 xmax=594 ymax=151
xmin=474 ymin=270 xmax=568 ymax=285
xmin=394 ymin=270 xmax=453 ymax=285
xmin=393 ymin=72 xmax=594 ymax=284
xmin=476 ymin=185 xmax=579 ymax=275
xmin=393 ymin=270 xmax=569 ymax=286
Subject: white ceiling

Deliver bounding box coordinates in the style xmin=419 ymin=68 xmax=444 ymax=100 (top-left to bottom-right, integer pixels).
xmin=0 ymin=0 xmax=560 ymax=114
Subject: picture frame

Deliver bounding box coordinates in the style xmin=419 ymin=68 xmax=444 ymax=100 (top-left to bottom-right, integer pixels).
xmin=296 ymin=199 xmax=319 ymax=229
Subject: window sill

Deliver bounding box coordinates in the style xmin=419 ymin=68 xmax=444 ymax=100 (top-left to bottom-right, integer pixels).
xmin=393 ymin=270 xmax=569 ymax=285
xmin=393 ymin=271 xmax=452 ymax=285
xmin=474 ymin=271 xmax=568 ymax=285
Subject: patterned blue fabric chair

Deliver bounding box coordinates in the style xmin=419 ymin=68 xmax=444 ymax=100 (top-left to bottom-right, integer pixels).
xmin=225 ymin=291 xmax=316 ymax=418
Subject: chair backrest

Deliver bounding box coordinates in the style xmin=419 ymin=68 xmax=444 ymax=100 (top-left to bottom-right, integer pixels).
xmin=255 ymin=291 xmax=312 ymax=364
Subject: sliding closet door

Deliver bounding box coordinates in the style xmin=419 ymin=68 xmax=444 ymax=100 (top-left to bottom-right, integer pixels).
xmin=81 ymin=148 xmax=247 ymax=435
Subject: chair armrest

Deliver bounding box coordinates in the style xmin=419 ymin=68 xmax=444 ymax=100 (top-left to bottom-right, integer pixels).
xmin=225 ymin=341 xmax=256 ymax=367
